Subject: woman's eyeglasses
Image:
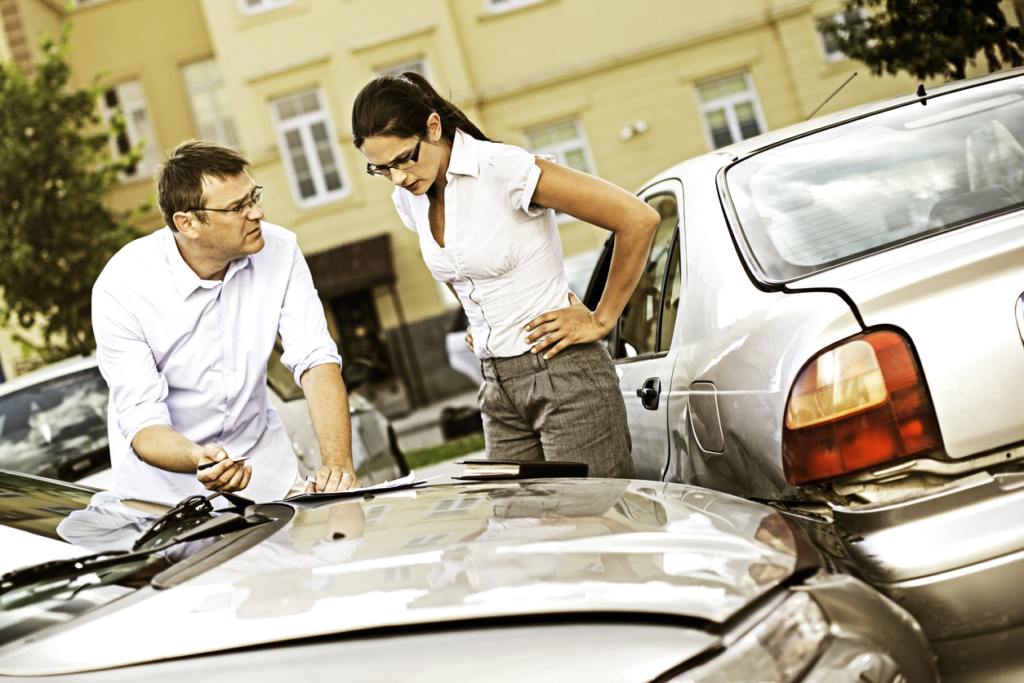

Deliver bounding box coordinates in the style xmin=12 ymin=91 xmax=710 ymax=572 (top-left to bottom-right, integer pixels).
xmin=366 ymin=137 xmax=422 ymax=177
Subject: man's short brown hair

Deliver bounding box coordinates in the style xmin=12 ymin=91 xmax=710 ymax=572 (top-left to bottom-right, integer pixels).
xmin=156 ymin=140 xmax=250 ymax=231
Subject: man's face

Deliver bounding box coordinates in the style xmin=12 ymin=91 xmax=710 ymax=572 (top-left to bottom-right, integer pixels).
xmin=194 ymin=172 xmax=266 ymax=262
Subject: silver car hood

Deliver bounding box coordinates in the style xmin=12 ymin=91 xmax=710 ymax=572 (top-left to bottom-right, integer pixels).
xmin=789 ymin=211 xmax=1024 ymax=458
xmin=0 ymin=480 xmax=800 ymax=676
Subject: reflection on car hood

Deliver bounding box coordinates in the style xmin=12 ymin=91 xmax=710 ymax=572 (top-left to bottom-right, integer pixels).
xmin=0 ymin=479 xmax=801 ymax=676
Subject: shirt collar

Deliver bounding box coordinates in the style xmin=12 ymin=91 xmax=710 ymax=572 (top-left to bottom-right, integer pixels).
xmin=446 ymin=129 xmax=480 ymax=179
xmin=161 ymin=227 xmax=252 ymax=300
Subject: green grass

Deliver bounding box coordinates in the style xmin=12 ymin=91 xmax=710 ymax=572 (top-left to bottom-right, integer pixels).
xmin=404 ymin=432 xmax=486 ymax=470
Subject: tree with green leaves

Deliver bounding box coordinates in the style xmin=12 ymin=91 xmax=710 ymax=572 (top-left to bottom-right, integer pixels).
xmin=0 ymin=23 xmax=144 ymax=363
xmin=822 ymin=0 xmax=1024 ymax=81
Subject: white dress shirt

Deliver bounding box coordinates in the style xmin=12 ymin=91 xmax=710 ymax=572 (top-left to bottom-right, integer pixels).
xmin=392 ymin=130 xmax=570 ymax=359
xmin=92 ymin=223 xmax=341 ymax=505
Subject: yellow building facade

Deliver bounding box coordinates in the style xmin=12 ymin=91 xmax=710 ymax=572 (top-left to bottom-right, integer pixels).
xmin=0 ymin=0 xmax=1016 ymax=401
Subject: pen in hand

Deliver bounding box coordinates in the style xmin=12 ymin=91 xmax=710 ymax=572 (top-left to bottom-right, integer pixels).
xmin=197 ymin=454 xmax=251 ymax=471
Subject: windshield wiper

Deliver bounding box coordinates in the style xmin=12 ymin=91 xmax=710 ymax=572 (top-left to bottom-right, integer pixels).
xmin=0 ymin=491 xmax=268 ymax=602
xmin=132 ymin=490 xmax=254 ymax=551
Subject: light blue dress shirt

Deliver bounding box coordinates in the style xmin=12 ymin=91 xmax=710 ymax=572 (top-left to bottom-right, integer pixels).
xmin=92 ymin=223 xmax=341 ymax=505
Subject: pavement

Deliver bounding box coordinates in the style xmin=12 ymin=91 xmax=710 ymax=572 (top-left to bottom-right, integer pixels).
xmin=390 ymin=389 xmax=481 ymax=452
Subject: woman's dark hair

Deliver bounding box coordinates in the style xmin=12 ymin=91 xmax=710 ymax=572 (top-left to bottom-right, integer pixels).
xmin=352 ymin=72 xmax=491 ymax=148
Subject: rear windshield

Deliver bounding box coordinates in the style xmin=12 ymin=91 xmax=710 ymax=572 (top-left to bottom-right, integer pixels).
xmin=0 ymin=368 xmax=108 ymax=476
xmin=725 ymin=77 xmax=1024 ymax=281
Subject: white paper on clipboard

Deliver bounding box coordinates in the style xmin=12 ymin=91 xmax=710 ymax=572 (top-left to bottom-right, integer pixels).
xmin=282 ymin=472 xmax=443 ymax=505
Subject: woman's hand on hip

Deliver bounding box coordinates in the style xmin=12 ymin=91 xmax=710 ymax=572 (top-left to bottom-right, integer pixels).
xmin=525 ymin=293 xmax=609 ymax=359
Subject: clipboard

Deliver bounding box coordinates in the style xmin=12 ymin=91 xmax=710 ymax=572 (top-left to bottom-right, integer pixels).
xmin=282 ymin=472 xmax=439 ymax=508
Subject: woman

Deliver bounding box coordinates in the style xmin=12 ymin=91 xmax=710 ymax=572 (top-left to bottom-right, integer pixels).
xmin=352 ymin=73 xmax=659 ymax=478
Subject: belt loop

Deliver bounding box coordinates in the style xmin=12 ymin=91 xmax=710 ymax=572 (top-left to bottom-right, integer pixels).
xmin=483 ymin=357 xmax=499 ymax=383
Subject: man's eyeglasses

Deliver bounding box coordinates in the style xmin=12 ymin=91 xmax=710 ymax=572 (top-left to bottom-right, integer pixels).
xmin=188 ymin=186 xmax=264 ymax=217
xmin=366 ymin=137 xmax=422 ymax=177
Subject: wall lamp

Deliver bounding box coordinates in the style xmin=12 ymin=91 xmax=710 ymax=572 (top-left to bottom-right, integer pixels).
xmin=619 ymin=121 xmax=649 ymax=141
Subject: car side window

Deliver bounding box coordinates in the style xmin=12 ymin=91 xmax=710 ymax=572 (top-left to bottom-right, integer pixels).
xmin=615 ymin=193 xmax=679 ymax=358
xmin=658 ymin=232 xmax=682 ymax=351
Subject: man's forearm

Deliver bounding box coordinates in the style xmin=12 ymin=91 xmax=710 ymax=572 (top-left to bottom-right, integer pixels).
xmin=300 ymin=363 xmax=354 ymax=468
xmin=132 ymin=425 xmax=203 ymax=473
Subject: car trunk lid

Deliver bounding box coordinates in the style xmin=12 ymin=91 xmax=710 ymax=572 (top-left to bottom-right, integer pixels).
xmin=788 ymin=211 xmax=1024 ymax=458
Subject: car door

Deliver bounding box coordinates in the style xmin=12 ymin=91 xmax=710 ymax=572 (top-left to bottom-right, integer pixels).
xmin=586 ymin=179 xmax=684 ymax=480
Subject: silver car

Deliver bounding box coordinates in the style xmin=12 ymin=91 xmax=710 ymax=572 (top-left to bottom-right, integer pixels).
xmin=583 ymin=67 xmax=1024 ymax=682
xmin=0 ymin=470 xmax=935 ymax=682
xmin=0 ymin=351 xmax=406 ymax=488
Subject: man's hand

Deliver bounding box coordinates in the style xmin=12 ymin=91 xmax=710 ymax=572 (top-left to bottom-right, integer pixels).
xmin=524 ymin=293 xmax=609 ymax=359
xmin=196 ymin=444 xmax=252 ymax=493
xmin=305 ymin=465 xmax=362 ymax=493
xmin=300 ymin=364 xmax=358 ymax=494
xmin=465 ymin=325 xmax=474 ymax=353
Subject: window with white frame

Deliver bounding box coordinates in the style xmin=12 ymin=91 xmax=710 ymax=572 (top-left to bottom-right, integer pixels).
xmin=383 ymin=566 xmax=413 ymax=583
xmin=696 ymin=73 xmax=767 ymax=150
xmin=817 ymin=10 xmax=867 ymax=62
xmin=270 ymin=89 xmax=349 ymax=207
xmin=525 ymin=118 xmax=596 ymax=176
xmin=237 ymin=0 xmax=294 ymax=16
xmin=426 ymin=497 xmax=479 ymax=518
xmin=403 ymin=533 xmax=452 ymax=548
xmin=485 ymin=0 xmax=544 ymax=13
xmin=182 ymin=59 xmax=239 ymax=148
xmin=375 ymin=58 xmax=431 ymax=81
xmin=525 ymin=118 xmax=597 ymax=221
xmin=363 ymin=505 xmax=391 ymax=527
xmin=99 ymin=79 xmax=160 ymax=180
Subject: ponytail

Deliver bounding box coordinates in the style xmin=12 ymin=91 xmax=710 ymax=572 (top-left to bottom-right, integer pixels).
xmin=352 ymin=72 xmax=491 ymax=148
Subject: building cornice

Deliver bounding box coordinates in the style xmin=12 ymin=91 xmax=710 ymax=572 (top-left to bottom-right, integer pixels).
xmin=348 ymin=22 xmax=436 ymax=53
xmin=453 ymin=1 xmax=811 ymax=106
xmin=244 ymin=51 xmax=331 ymax=84
xmin=39 ymin=0 xmax=67 ymax=15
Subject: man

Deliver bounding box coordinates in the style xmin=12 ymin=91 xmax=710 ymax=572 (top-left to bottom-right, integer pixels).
xmin=92 ymin=140 xmax=359 ymax=505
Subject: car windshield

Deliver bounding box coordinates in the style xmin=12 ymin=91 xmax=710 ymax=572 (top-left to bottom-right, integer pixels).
xmin=725 ymin=77 xmax=1024 ymax=282
xmin=0 ymin=368 xmax=109 ymax=476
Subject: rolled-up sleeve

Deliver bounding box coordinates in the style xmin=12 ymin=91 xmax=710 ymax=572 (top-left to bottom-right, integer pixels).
xmin=278 ymin=241 xmax=342 ymax=386
xmin=92 ymin=281 xmax=173 ymax=460
xmin=489 ymin=146 xmax=556 ymax=218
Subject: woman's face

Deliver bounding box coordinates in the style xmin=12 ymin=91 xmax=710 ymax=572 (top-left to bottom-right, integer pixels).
xmin=360 ymin=113 xmax=446 ymax=196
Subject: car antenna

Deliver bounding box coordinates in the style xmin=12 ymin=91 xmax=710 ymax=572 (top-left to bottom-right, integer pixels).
xmin=916 ymin=83 xmax=927 ymax=105
xmin=805 ymin=72 xmax=857 ymax=121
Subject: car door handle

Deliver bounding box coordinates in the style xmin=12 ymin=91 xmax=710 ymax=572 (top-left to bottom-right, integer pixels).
xmin=636 ymin=378 xmax=661 ymax=411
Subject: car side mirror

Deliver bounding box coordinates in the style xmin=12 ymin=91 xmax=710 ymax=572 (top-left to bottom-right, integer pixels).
xmin=341 ymin=359 xmax=374 ymax=392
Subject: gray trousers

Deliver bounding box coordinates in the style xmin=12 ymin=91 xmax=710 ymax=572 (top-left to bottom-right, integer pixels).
xmin=478 ymin=341 xmax=633 ymax=479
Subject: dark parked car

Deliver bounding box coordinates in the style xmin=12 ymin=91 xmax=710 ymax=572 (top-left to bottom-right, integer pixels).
xmin=0 ymin=469 xmax=935 ymax=682
xmin=0 ymin=351 xmax=406 ymax=489
xmin=584 ymin=67 xmax=1024 ymax=682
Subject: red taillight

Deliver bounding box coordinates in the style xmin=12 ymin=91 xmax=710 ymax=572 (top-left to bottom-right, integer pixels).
xmin=782 ymin=330 xmax=943 ymax=487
